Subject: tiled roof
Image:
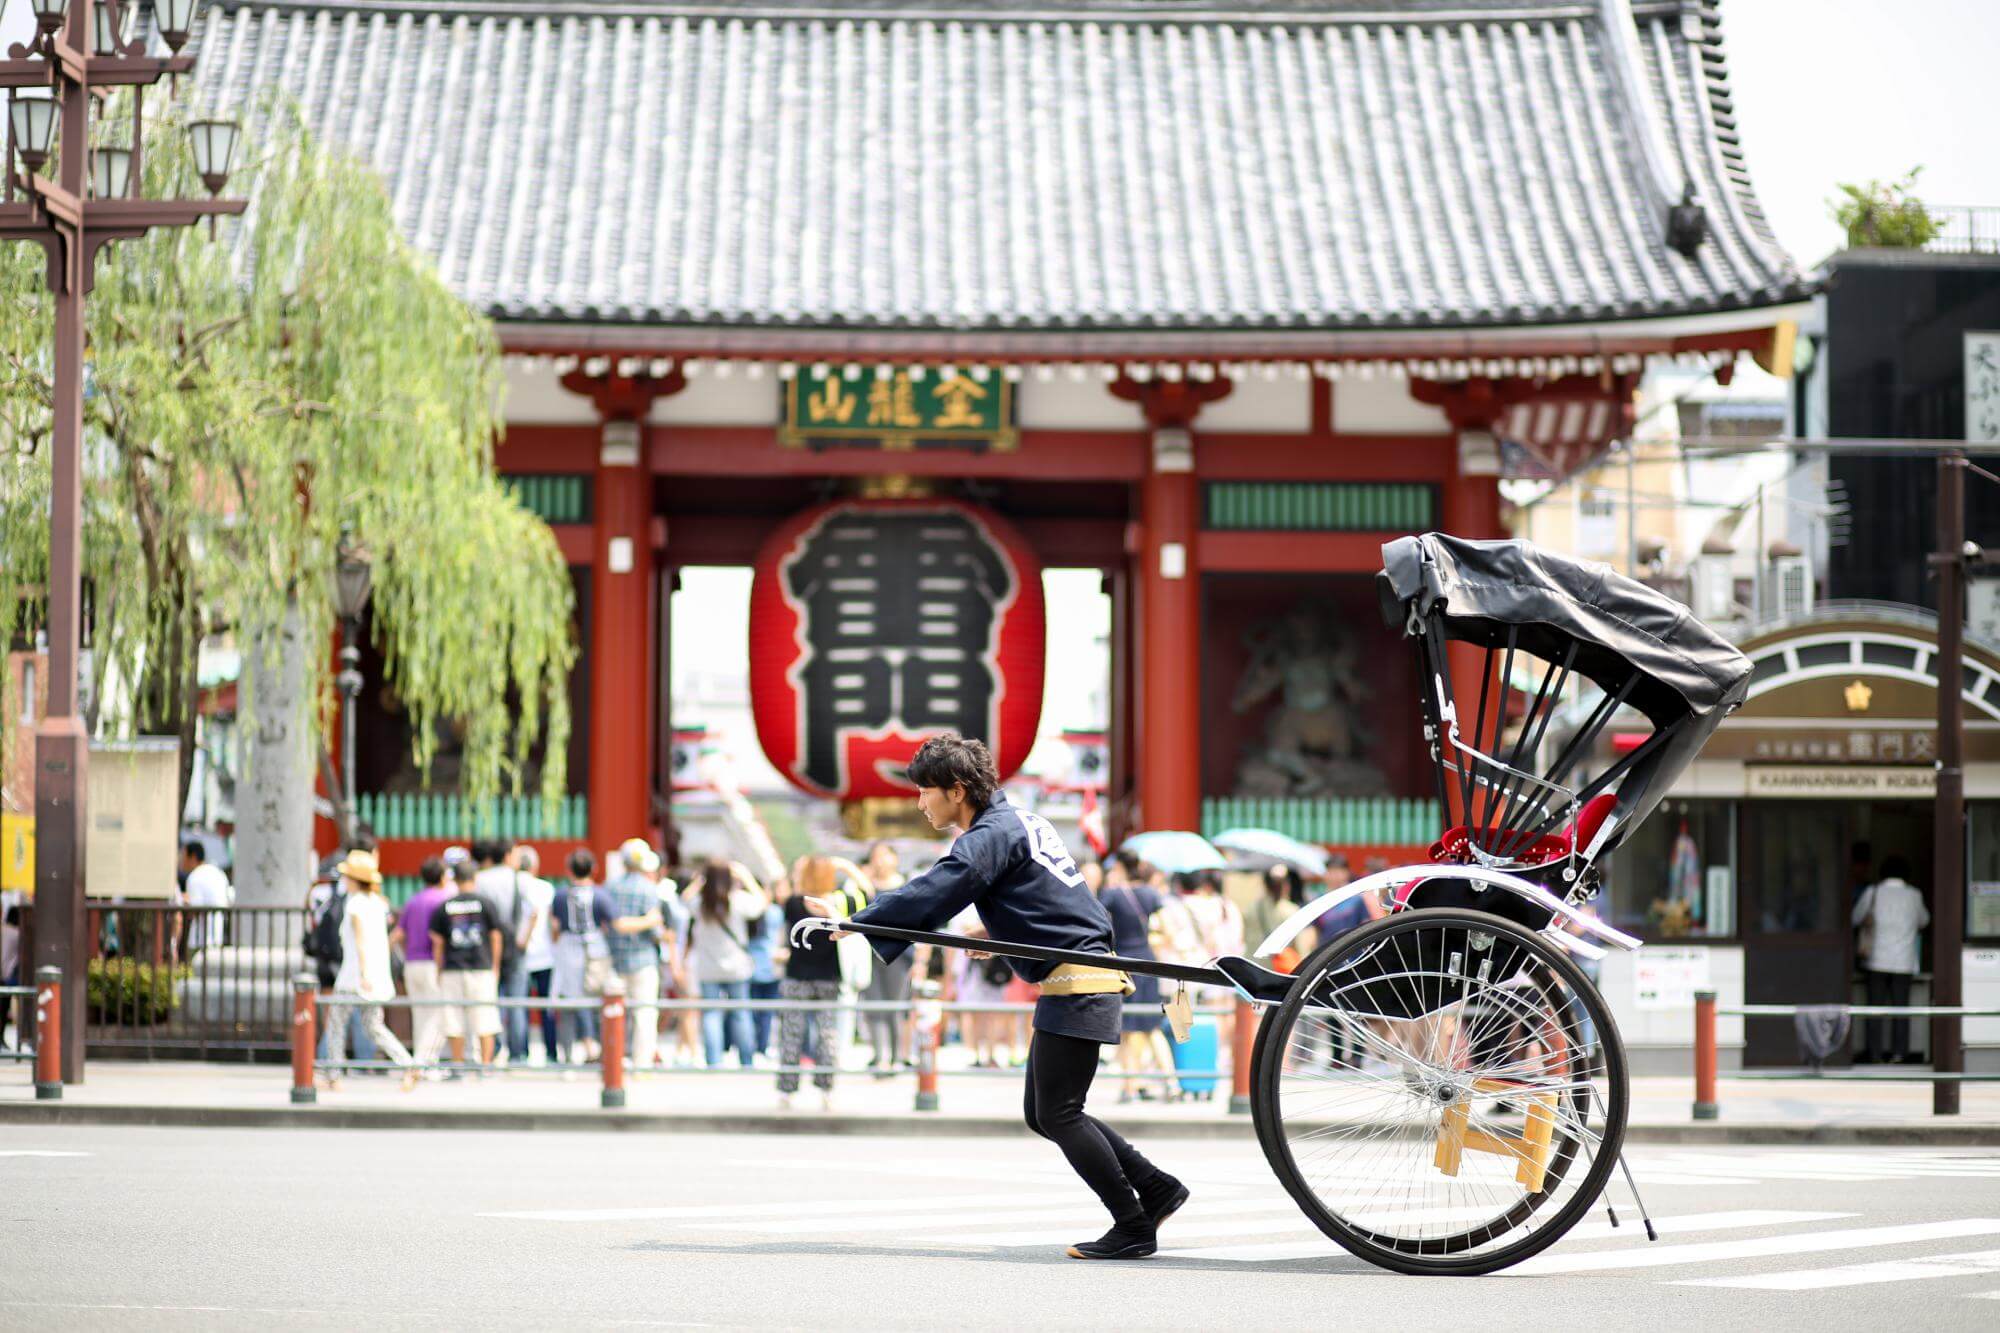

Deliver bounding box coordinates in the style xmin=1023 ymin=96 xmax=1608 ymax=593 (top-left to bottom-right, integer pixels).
xmin=189 ymin=0 xmax=1808 ymax=333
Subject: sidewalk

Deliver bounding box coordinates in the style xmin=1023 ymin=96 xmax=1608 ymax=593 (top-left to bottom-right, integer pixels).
xmin=4 ymin=1056 xmax=1997 ymax=1143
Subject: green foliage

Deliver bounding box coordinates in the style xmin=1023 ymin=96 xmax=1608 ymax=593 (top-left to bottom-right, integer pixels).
xmin=1831 ymin=168 xmax=1942 ymax=250
xmin=86 ymin=957 xmax=191 ymax=1025
xmin=0 ymin=94 xmax=574 ymax=806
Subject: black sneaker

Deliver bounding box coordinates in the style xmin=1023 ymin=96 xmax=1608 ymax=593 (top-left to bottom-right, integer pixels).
xmin=1141 ymin=1177 xmax=1190 ymax=1230
xmin=1066 ymin=1223 xmax=1158 ymax=1261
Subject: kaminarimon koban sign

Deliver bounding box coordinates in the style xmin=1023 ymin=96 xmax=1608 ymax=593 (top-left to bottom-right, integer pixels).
xmin=748 ymin=499 xmax=1046 ymax=801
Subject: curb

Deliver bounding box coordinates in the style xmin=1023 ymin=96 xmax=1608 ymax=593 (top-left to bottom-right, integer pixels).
xmin=4 ymin=1102 xmax=1999 ymax=1145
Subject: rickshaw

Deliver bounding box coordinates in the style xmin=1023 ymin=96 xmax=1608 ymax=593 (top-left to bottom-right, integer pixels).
xmin=805 ymin=533 xmax=1753 ymax=1276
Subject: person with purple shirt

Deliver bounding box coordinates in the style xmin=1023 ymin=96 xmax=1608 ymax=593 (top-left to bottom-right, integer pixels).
xmin=391 ymin=855 xmax=453 ymax=1073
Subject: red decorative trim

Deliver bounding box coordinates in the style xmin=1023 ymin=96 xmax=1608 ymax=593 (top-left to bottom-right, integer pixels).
xmin=1198 ymin=434 xmax=1458 ymax=481
xmin=550 ymin=524 xmax=593 ymax=565
xmin=650 ymin=426 xmax=1150 ymax=481
xmin=373 ymin=838 xmax=590 ymax=878
xmin=494 ymin=424 xmax=598 ymax=472
xmin=1197 ymin=531 xmax=1399 ymax=573
xmin=559 ymin=366 xmax=687 ymax=421
xmin=1109 ymin=374 xmax=1235 ymax=429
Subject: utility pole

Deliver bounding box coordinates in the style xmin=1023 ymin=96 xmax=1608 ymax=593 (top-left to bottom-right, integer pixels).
xmin=1931 ymin=451 xmax=1966 ymax=1116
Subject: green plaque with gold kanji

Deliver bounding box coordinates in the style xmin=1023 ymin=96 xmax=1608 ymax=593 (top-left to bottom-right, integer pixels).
xmin=780 ymin=366 xmax=1017 ymax=452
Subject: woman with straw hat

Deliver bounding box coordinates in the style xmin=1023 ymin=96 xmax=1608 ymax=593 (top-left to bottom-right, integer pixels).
xmin=321 ymin=849 xmax=416 ymax=1092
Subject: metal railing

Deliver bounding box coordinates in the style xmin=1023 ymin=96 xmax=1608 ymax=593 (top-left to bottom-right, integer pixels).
xmin=1691 ymin=990 xmax=2000 ymax=1120
xmin=1925 ymin=204 xmax=2000 ymax=255
xmin=83 ymin=904 xmax=307 ymax=1061
xmin=296 ymin=986 xmax=1246 ymax=1110
xmin=0 ymin=984 xmax=34 ymax=1063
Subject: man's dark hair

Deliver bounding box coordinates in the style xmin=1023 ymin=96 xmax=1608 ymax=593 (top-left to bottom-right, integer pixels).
xmin=182 ymin=838 xmax=206 ymax=862
xmin=1880 ymin=855 xmax=1913 ymax=882
xmin=419 ymin=856 xmax=446 ymax=887
xmin=568 ymin=849 xmax=597 ymax=880
xmin=907 ymin=732 xmax=999 ymax=808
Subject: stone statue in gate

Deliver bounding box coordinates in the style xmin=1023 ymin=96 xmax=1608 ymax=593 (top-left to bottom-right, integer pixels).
xmin=1230 ymin=603 xmax=1386 ymax=798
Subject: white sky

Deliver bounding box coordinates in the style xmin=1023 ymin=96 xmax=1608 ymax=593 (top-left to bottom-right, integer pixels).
xmin=1721 ymin=0 xmax=2000 ymax=265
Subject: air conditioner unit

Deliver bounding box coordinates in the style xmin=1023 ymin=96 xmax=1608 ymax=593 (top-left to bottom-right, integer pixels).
xmin=1692 ymin=556 xmax=1735 ymax=621
xmin=1767 ymin=553 xmax=1814 ymax=620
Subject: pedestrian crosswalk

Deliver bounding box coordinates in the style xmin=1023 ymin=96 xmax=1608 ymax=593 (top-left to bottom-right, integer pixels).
xmin=492 ymin=1149 xmax=2000 ymax=1300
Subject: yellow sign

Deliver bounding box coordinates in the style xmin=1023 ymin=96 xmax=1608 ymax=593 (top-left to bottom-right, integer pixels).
xmin=1844 ymin=679 xmax=1873 ymax=712
xmin=0 ymin=811 xmax=32 ymax=895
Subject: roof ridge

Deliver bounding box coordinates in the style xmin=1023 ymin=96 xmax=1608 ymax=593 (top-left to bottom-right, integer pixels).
xmin=208 ymin=0 xmax=1620 ymax=26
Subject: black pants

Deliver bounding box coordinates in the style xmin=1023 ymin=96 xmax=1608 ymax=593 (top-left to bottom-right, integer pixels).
xmin=1863 ymin=970 xmax=1914 ymax=1060
xmin=1024 ymin=1030 xmax=1164 ymax=1228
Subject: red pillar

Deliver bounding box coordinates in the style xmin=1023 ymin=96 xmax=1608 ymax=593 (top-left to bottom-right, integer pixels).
xmin=588 ymin=428 xmax=653 ymax=855
xmin=563 ymin=367 xmax=685 ymax=857
xmin=1114 ymin=375 xmax=1231 ymax=833
xmin=1137 ymin=458 xmax=1201 ymax=831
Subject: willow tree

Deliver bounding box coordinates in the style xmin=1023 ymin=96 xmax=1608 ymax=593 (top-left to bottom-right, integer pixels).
xmin=0 ymin=98 xmax=574 ymax=899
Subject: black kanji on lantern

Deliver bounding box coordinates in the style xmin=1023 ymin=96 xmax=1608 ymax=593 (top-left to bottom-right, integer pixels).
xmin=783 ymin=509 xmax=1016 ymax=792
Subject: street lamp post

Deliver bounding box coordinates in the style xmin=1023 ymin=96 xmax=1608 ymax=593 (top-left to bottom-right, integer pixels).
xmin=3 ymin=0 xmax=244 ymax=1082
xmin=332 ymin=530 xmax=373 ymax=846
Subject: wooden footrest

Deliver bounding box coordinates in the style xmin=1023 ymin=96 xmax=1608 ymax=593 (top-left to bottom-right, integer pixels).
xmin=1433 ymin=1083 xmax=1560 ymax=1194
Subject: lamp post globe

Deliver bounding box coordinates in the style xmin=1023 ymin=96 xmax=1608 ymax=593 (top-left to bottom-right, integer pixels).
xmin=156 ymin=0 xmax=204 ymax=53
xmin=91 ymin=146 xmax=133 ymax=199
xmin=29 ymin=0 xmax=67 ymax=39
xmin=93 ymin=0 xmax=131 ymax=54
xmin=10 ymin=89 xmax=60 ymax=172
xmin=186 ymin=119 xmax=241 ymax=195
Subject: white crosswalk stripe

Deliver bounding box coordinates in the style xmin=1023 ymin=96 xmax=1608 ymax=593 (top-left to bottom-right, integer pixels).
xmin=724 ymin=1194 xmax=1270 ymax=1236
xmin=1506 ymin=1218 xmax=2000 ymax=1276
xmin=1632 ymin=1151 xmax=2000 ymax=1187
xmin=1157 ymin=1210 xmax=1854 ymax=1264
xmin=484 ymin=1191 xmax=1069 ymax=1223
xmin=1675 ymin=1247 xmax=2000 ymax=1291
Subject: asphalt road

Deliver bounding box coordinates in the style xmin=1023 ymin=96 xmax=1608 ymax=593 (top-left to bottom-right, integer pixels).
xmin=5 ymin=1126 xmax=2000 ymax=1330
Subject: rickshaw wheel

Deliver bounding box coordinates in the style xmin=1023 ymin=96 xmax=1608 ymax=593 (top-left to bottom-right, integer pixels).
xmin=1252 ymin=906 xmax=1627 ymax=1277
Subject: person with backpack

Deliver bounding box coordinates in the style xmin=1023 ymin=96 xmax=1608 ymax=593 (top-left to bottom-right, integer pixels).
xmin=304 ymin=849 xmax=377 ymax=1070
xmin=318 ymin=849 xmax=415 ymax=1092
xmin=549 ymin=849 xmax=608 ymax=1065
xmin=681 ymin=859 xmax=770 ymax=1068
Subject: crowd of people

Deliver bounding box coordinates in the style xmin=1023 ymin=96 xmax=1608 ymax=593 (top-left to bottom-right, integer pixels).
xmin=303 ymin=824 xmax=1375 ymax=1104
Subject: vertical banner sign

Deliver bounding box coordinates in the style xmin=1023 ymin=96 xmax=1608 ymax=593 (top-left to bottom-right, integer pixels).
xmin=749 ymin=499 xmax=1045 ymax=800
xmin=1968 ymin=332 xmax=2000 ymax=444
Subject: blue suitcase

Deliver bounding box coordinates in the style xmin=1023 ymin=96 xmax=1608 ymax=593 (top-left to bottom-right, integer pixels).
xmin=1170 ymin=1015 xmax=1220 ymax=1099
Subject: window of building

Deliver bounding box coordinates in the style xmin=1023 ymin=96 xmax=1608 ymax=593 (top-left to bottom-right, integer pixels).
xmin=1966 ymin=803 xmax=2000 ymax=940
xmin=17 ymin=658 xmax=32 ymax=725
xmin=1577 ymin=491 xmax=1618 ymax=556
xmin=1606 ymin=798 xmax=1736 ymax=938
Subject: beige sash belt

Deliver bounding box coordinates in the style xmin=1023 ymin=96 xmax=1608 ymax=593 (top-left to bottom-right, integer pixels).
xmin=1037 ymin=963 xmax=1136 ymax=997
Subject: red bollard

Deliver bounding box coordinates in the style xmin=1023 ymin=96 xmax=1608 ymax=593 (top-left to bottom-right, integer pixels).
xmin=291 ymin=974 xmax=318 ymax=1105
xmin=601 ymin=984 xmax=627 ymax=1110
xmin=1229 ymin=998 xmax=1256 ymax=1115
xmin=1692 ymin=989 xmax=1718 ymax=1121
xmin=34 ymin=966 xmax=61 ymax=1101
